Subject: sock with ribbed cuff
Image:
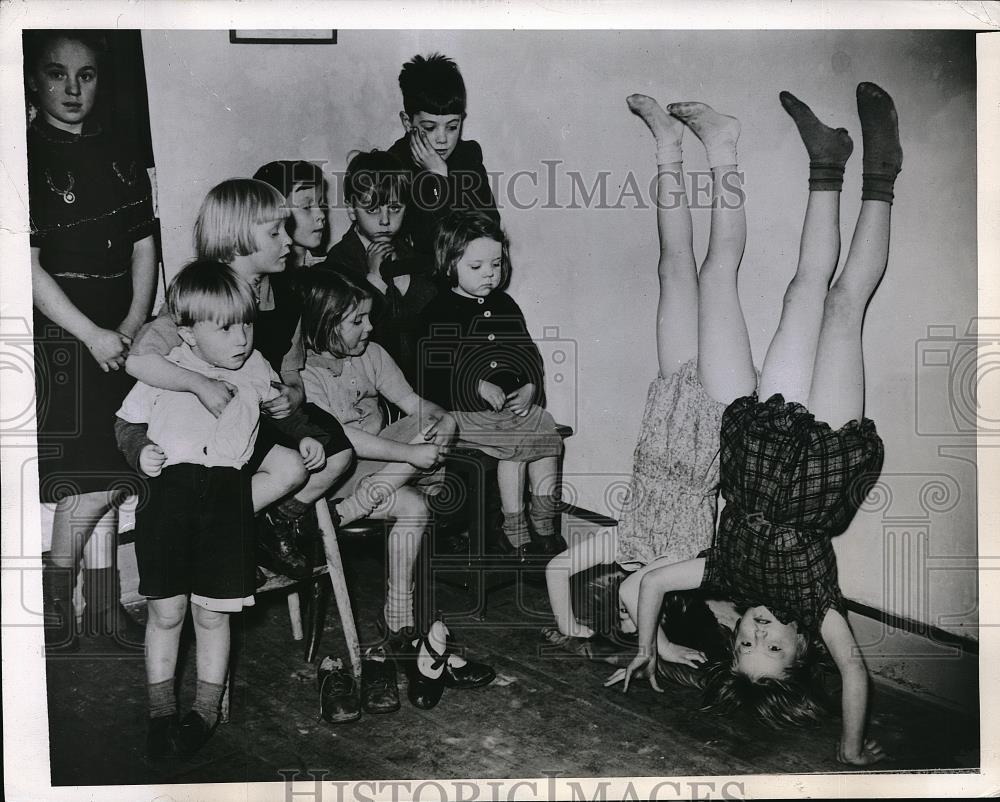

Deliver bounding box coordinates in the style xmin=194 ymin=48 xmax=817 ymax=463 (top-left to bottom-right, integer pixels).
xmin=779 ymin=90 xmax=854 ymax=192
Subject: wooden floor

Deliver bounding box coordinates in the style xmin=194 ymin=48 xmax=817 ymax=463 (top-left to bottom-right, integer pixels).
xmin=45 ymin=521 xmax=979 ymax=786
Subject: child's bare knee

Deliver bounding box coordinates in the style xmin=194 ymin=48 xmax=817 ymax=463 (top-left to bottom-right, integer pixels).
xmin=272 ymin=446 xmax=308 ymax=491
xmin=394 ymin=486 xmax=429 ymax=519
xmin=822 ymin=283 xmax=865 ymax=326
xmin=192 ymin=605 xmax=228 ymax=630
xmin=149 ymin=596 xmax=187 ymax=630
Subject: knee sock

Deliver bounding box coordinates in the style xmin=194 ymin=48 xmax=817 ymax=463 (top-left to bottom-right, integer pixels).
xmin=529 ymin=494 xmax=560 ymax=541
xmin=147 ymin=678 xmax=177 ymax=720
xmin=779 ymin=91 xmax=854 ymax=191
xmin=191 ymin=679 xmax=225 ymax=728
xmin=502 ymin=511 xmax=531 ymax=549
xmin=384 ymin=580 xmax=415 ymax=633
xmin=857 ymin=82 xmax=902 ymax=203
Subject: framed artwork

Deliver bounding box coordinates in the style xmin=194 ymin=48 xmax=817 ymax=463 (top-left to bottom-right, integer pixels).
xmin=229 ymin=29 xmax=337 ymax=44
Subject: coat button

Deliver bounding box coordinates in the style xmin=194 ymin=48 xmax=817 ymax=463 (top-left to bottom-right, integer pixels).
xmin=477 ymin=297 xmax=485 ymax=304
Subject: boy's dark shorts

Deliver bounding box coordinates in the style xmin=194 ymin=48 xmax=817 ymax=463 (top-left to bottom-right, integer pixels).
xmin=246 ymin=403 xmax=353 ymax=473
xmin=135 ymin=464 xmax=256 ymax=610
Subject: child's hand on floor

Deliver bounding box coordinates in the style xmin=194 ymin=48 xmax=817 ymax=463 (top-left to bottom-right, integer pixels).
xmin=408 ymin=127 xmax=448 ymax=177
xmin=505 ymin=384 xmax=535 ymax=416
xmin=478 ymin=380 xmax=506 ymax=412
xmin=193 ymin=376 xmax=236 ymax=417
xmin=837 ymin=738 xmax=887 ymax=766
xmin=605 ymin=651 xmax=663 ymax=694
xmin=138 ymin=443 xmax=167 ymax=478
xmin=407 ymin=443 xmax=442 ymax=470
xmin=298 ymin=437 xmax=326 ymax=471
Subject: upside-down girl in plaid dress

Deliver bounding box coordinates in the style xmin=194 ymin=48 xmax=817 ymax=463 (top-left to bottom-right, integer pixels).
xmin=612 ymin=83 xmax=901 ymax=767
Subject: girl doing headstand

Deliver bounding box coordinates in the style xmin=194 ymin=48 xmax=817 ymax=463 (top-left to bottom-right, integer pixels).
xmin=614 ymin=83 xmax=901 ymax=767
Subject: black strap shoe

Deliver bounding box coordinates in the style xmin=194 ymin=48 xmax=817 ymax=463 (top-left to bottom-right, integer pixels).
xmin=403 ymin=636 xmax=447 ymax=710
xmin=442 ymin=654 xmax=496 ymax=689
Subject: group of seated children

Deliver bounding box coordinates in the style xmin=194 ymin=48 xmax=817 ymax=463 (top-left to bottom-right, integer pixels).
xmin=116 ymin=52 xmax=567 ymax=756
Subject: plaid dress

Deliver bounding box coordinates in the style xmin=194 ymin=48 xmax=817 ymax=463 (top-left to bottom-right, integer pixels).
xmin=701 ymin=393 xmax=884 ymax=634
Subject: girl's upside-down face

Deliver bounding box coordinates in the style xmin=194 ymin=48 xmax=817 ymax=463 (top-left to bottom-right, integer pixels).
xmin=733 ymin=605 xmax=805 ymax=680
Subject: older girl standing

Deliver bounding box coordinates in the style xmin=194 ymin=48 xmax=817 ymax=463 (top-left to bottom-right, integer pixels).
xmin=27 ymin=30 xmax=158 ymax=651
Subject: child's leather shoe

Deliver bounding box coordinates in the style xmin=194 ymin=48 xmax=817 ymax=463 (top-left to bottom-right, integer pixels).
xmin=176 ymin=710 xmax=217 ymax=757
xmin=318 ymin=656 xmax=361 ymax=723
xmin=403 ymin=636 xmax=447 ymax=710
xmin=146 ymin=713 xmax=179 ymax=759
xmin=360 ymin=647 xmax=400 ymax=714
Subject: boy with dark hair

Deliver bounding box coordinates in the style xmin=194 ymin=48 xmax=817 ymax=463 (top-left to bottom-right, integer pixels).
xmin=318 ymin=149 xmax=437 ymax=385
xmin=387 ymin=53 xmax=500 ymax=256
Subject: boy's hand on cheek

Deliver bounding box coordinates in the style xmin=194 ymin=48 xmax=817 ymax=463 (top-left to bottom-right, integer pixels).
xmin=138 ymin=443 xmax=167 ymax=477
xmin=194 ymin=377 xmax=237 ymax=417
xmin=409 ymin=128 xmax=448 ymax=177
xmin=298 ymin=437 xmax=326 ymax=471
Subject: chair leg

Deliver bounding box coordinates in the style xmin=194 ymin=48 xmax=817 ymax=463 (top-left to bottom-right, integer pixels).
xmin=286 ymin=591 xmax=304 ymax=641
xmin=303 ymin=579 xmax=330 ymax=663
xmin=220 ymin=667 xmax=231 ymax=725
xmin=315 ymin=499 xmax=362 ymax=679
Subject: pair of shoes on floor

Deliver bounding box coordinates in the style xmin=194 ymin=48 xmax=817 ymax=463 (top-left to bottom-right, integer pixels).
xmin=146 ymin=710 xmax=217 ymax=758
xmin=318 ymin=650 xmax=401 ymax=721
xmin=403 ymin=621 xmax=497 ymax=710
xmin=257 ymin=511 xmax=312 ymax=580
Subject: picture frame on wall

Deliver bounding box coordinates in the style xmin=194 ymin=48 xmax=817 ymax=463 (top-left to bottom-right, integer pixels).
xmin=229 ymin=29 xmax=337 ymax=44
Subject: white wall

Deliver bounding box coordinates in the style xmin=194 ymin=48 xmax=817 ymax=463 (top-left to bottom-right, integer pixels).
xmin=141 ymin=29 xmax=978 ymax=638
